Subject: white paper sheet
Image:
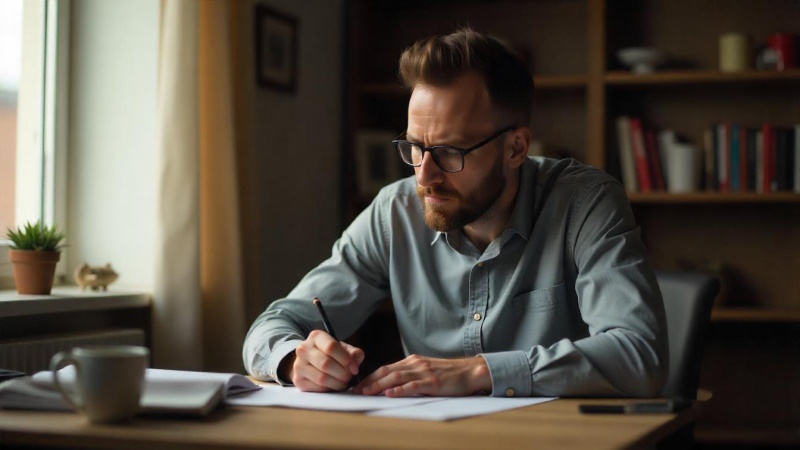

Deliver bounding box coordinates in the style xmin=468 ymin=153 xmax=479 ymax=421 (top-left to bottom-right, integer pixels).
xmin=367 ymin=396 xmax=557 ymax=421
xmin=225 ymin=383 xmax=444 ymax=411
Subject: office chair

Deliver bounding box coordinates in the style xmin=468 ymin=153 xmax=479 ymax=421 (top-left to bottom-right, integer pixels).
xmin=656 ymin=271 xmax=720 ymax=400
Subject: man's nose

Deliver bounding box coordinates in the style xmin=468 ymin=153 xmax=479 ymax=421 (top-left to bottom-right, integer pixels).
xmin=415 ymin=152 xmax=444 ymax=187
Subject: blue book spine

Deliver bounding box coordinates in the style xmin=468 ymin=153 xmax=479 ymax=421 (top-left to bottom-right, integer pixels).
xmin=730 ymin=125 xmax=740 ymax=192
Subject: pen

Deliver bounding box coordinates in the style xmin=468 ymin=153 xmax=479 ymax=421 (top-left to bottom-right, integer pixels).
xmin=579 ymin=399 xmax=692 ymax=414
xmin=312 ymin=297 xmax=361 ymax=385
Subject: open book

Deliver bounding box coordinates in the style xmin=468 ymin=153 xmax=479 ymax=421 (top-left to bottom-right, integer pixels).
xmin=0 ymin=368 xmax=261 ymax=416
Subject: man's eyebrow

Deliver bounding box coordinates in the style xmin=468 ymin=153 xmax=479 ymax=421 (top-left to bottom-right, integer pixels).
xmin=404 ymin=132 xmax=473 ymax=147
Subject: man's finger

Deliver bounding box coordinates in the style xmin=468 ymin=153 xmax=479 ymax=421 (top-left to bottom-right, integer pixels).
xmin=341 ymin=343 xmax=365 ymax=374
xmin=384 ymin=380 xmax=429 ymax=398
xmin=295 ymin=361 xmax=348 ymax=391
xmin=360 ymin=369 xmax=411 ymax=395
xmin=310 ymin=330 xmax=354 ymax=370
xmin=304 ymin=346 xmax=351 ymax=383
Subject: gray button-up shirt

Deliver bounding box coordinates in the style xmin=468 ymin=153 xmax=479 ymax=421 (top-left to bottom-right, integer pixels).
xmin=243 ymin=157 xmax=668 ymax=397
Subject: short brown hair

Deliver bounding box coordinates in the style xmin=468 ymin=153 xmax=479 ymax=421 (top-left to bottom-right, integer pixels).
xmin=398 ymin=28 xmax=534 ymax=125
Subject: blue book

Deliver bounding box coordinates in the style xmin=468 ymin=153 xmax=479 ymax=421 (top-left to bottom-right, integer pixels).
xmin=730 ymin=124 xmax=740 ymax=192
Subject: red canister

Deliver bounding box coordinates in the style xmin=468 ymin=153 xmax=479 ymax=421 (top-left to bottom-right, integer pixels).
xmin=767 ymin=32 xmax=796 ymax=70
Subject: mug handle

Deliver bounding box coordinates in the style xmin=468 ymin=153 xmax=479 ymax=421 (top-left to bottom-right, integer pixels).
xmin=50 ymin=351 xmax=83 ymax=412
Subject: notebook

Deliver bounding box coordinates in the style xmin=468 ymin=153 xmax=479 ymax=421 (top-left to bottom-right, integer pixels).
xmin=0 ymin=368 xmax=261 ymax=416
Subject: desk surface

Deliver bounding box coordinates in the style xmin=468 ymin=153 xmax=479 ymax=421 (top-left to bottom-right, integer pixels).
xmin=0 ymin=398 xmax=701 ymax=450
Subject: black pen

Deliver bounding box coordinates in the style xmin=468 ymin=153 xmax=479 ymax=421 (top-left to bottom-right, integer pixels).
xmin=312 ymin=297 xmax=361 ymax=385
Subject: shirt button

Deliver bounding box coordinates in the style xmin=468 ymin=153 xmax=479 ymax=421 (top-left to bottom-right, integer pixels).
xmin=477 ymin=262 xmax=484 ymax=267
xmin=473 ymin=313 xmax=482 ymax=321
xmin=505 ymin=388 xmax=515 ymax=397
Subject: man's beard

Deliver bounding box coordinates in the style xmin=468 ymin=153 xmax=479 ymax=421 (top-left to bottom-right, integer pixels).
xmin=416 ymin=153 xmax=506 ymax=232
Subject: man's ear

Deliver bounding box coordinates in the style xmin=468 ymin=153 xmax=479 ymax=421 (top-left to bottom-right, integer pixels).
xmin=507 ymin=127 xmax=532 ymax=168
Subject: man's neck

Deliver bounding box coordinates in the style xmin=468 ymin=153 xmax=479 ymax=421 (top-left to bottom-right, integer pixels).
xmin=462 ymin=173 xmax=520 ymax=253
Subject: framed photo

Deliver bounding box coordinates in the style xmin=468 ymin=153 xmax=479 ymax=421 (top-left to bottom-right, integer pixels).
xmin=356 ymin=130 xmax=401 ymax=197
xmin=255 ymin=5 xmax=298 ymax=92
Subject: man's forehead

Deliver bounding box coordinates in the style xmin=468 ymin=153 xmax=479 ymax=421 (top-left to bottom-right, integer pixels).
xmin=407 ymin=74 xmax=494 ymax=139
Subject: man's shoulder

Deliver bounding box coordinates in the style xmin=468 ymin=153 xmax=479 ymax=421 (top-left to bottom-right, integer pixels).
xmin=376 ymin=175 xmax=419 ymax=203
xmin=529 ymin=157 xmax=622 ymax=198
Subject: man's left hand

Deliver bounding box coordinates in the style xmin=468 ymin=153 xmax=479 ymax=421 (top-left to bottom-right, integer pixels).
xmin=353 ymin=354 xmax=492 ymax=397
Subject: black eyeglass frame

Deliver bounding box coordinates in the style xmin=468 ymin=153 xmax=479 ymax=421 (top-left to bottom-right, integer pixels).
xmin=391 ymin=125 xmax=517 ymax=173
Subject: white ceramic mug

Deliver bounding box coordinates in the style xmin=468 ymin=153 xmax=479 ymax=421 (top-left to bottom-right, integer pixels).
xmin=50 ymin=345 xmax=149 ymax=423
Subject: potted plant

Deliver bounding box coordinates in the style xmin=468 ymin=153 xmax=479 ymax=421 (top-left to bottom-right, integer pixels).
xmin=5 ymin=220 xmax=66 ymax=295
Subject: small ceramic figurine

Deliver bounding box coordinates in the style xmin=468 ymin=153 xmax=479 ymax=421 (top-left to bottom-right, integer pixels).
xmin=74 ymin=263 xmax=119 ymax=291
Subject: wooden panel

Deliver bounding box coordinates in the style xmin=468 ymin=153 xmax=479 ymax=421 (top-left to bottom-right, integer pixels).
xmin=633 ymin=203 xmax=800 ymax=310
xmin=531 ymin=89 xmax=587 ymax=161
xmin=606 ymin=0 xmax=800 ymax=71
xmin=360 ymin=0 xmax=589 ymax=81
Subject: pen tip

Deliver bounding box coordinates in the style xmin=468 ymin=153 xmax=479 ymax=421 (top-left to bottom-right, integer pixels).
xmin=313 ymin=297 xmax=320 ymax=305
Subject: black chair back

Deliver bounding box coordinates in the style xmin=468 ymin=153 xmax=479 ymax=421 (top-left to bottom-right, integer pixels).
xmin=656 ymin=272 xmax=720 ymax=400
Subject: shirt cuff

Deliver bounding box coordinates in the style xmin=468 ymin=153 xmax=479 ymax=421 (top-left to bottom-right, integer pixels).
xmin=266 ymin=339 xmax=303 ymax=386
xmin=480 ymin=350 xmax=532 ymax=397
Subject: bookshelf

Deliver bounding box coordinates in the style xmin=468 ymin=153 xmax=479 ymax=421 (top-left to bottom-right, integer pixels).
xmin=345 ymin=0 xmax=799 ymax=444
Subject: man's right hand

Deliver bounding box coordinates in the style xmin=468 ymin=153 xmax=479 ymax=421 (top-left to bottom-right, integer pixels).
xmin=283 ymin=330 xmax=365 ymax=392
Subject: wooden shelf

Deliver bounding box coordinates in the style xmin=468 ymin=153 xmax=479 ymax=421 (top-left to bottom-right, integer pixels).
xmin=711 ymin=307 xmax=800 ymax=323
xmin=605 ymin=69 xmax=800 ymax=86
xmin=627 ymin=192 xmax=800 ymax=204
xmin=360 ymin=75 xmax=586 ymax=96
xmin=534 ymin=75 xmax=587 ymax=89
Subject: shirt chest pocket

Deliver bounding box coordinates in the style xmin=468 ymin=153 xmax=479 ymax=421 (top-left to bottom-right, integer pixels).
xmin=511 ymin=281 xmax=566 ymax=317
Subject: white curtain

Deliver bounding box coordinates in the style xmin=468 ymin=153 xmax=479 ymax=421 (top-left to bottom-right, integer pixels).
xmin=154 ymin=0 xmax=245 ymax=372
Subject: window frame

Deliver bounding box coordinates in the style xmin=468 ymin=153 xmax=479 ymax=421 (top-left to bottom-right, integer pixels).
xmin=0 ymin=0 xmax=70 ymax=290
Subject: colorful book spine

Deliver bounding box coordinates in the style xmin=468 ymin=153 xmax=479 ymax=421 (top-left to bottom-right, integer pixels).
xmin=755 ymin=130 xmax=764 ymax=194
xmin=703 ymin=129 xmax=715 ymax=191
xmin=730 ymin=124 xmax=740 ymax=192
xmin=645 ymin=129 xmax=665 ymax=191
xmin=717 ymin=124 xmax=729 ymax=192
xmin=630 ymin=118 xmax=652 ymax=192
xmin=795 ymin=126 xmax=800 ymax=194
xmin=615 ymin=116 xmax=637 ymax=193
xmin=746 ymin=128 xmax=757 ymax=192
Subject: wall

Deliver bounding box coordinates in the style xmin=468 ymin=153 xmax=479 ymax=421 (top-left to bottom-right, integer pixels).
xmin=68 ymin=0 xmax=160 ymax=289
xmin=234 ymin=0 xmax=344 ymax=323
xmin=67 ymin=0 xmax=344 ymax=329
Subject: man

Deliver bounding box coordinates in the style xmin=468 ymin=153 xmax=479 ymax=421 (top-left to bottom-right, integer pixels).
xmin=243 ymin=28 xmax=668 ymax=398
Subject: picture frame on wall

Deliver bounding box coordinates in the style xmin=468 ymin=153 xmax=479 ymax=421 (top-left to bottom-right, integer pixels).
xmin=356 ymin=130 xmax=401 ymax=198
xmin=255 ymin=5 xmax=298 ymax=93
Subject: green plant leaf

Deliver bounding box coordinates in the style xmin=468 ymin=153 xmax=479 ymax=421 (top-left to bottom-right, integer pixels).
xmin=4 ymin=220 xmax=66 ymax=251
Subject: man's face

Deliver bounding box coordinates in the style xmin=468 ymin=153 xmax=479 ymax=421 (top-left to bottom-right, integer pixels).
xmin=408 ymin=73 xmax=508 ymax=232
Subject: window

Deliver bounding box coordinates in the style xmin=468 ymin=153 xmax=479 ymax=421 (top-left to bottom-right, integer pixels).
xmin=0 ymin=0 xmax=68 ymax=288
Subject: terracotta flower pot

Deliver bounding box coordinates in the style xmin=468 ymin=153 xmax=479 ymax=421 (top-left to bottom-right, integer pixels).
xmin=9 ymin=250 xmax=61 ymax=295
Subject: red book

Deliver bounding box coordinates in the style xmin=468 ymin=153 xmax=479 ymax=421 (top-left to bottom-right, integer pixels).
xmin=630 ymin=118 xmax=652 ymax=192
xmin=761 ymin=123 xmax=773 ymax=192
xmin=739 ymin=126 xmax=748 ymax=192
xmin=645 ymin=129 xmax=665 ymax=190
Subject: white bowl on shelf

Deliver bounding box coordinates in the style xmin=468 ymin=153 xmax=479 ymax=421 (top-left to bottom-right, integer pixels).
xmin=617 ymin=47 xmax=667 ymax=74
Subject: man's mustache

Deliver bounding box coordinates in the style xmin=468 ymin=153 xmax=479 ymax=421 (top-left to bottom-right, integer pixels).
xmin=417 ymin=186 xmax=458 ymax=199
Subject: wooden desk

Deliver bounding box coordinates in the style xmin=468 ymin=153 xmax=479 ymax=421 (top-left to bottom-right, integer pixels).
xmin=0 ymin=398 xmax=702 ymax=450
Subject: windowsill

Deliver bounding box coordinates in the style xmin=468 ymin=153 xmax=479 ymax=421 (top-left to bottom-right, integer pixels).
xmin=0 ymin=286 xmax=151 ymax=318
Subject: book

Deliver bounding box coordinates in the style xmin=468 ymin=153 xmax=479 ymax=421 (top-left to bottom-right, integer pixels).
xmin=645 ymin=129 xmax=665 ymax=190
xmin=746 ymin=128 xmax=757 ymax=192
xmin=730 ymin=124 xmax=740 ymax=192
xmin=716 ymin=124 xmax=729 ymax=192
xmin=630 ymin=118 xmax=652 ymax=192
xmin=615 ymin=116 xmax=638 ymax=192
xmin=795 ymin=126 xmax=800 ymax=193
xmin=756 ymin=130 xmax=764 ymax=193
xmin=703 ymin=128 xmax=715 ymax=191
xmin=0 ymin=368 xmax=260 ymax=416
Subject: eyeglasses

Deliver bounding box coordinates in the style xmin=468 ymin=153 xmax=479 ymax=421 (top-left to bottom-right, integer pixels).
xmin=392 ymin=126 xmax=517 ymax=173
